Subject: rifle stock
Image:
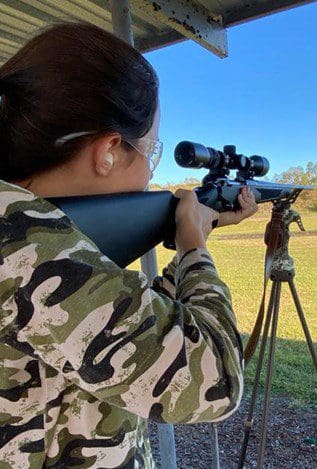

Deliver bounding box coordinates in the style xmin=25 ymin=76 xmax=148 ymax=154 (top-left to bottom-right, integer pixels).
xmin=48 ymin=180 xmax=311 ymax=268
xmin=49 ymin=191 xmax=177 ymax=268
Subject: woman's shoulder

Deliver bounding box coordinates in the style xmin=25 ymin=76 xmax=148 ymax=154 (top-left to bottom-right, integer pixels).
xmin=0 ymin=179 xmax=37 ymax=214
xmin=0 ymin=178 xmax=72 ymax=223
xmin=0 ymin=179 xmax=103 ymax=262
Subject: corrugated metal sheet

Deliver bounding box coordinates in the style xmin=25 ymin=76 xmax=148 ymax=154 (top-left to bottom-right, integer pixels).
xmin=0 ymin=0 xmax=315 ymax=65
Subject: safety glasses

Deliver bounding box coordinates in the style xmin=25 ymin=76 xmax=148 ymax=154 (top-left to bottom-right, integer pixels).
xmin=55 ymin=131 xmax=163 ymax=172
xmin=124 ymin=138 xmax=163 ymax=172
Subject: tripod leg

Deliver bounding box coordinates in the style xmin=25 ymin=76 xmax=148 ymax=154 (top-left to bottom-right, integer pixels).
xmin=257 ymin=281 xmax=282 ymax=468
xmin=238 ymin=281 xmax=278 ymax=469
xmin=288 ymin=279 xmax=317 ymax=371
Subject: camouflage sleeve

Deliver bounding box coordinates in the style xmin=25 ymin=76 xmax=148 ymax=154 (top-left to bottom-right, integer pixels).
xmin=152 ymin=255 xmax=178 ymax=299
xmin=2 ymin=195 xmax=243 ymax=425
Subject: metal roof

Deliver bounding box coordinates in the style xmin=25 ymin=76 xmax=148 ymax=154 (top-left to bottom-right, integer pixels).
xmin=0 ymin=0 xmax=315 ymax=65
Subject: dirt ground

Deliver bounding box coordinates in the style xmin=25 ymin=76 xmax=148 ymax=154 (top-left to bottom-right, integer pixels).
xmin=148 ymin=396 xmax=317 ymax=468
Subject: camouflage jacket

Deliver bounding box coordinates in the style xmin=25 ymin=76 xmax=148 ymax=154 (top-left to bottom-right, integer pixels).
xmin=0 ymin=180 xmax=243 ymax=468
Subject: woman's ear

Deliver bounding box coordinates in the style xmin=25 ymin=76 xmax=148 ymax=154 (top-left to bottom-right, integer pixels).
xmin=96 ymin=152 xmax=114 ymax=176
xmin=93 ymin=134 xmax=121 ymax=176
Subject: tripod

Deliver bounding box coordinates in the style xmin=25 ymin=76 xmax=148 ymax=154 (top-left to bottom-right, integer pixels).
xmin=238 ymin=198 xmax=317 ymax=468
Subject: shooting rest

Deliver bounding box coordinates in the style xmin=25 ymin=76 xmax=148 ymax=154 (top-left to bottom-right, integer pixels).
xmin=238 ymin=191 xmax=317 ymax=468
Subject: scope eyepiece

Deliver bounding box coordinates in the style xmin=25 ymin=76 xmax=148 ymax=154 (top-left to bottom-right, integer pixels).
xmin=174 ymin=141 xmax=269 ymax=179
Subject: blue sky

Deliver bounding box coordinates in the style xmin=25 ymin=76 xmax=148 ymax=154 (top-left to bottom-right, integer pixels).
xmin=145 ymin=2 xmax=317 ymax=185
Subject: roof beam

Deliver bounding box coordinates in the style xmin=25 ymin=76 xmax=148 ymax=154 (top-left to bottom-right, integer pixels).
xmin=131 ymin=0 xmax=228 ymax=58
xmin=136 ymin=29 xmax=184 ymax=53
xmin=224 ymin=0 xmax=317 ymax=26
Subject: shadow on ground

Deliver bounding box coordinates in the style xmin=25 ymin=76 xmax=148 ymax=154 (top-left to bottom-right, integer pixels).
xmin=148 ymin=395 xmax=316 ymax=468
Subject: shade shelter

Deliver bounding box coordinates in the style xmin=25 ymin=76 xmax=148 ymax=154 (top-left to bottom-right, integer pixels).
xmin=0 ymin=1 xmax=314 ymax=468
xmin=0 ymin=0 xmax=315 ymax=65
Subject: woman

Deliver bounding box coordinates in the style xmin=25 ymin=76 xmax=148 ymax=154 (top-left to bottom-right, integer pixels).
xmin=0 ymin=22 xmax=257 ymax=468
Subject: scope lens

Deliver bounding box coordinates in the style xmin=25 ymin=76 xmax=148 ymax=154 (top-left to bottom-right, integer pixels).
xmin=250 ymin=156 xmax=270 ymax=176
xmin=174 ymin=141 xmax=195 ymax=167
xmin=174 ymin=141 xmax=212 ymax=168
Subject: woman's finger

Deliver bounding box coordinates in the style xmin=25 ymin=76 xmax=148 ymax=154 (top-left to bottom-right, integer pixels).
xmin=238 ymin=193 xmax=249 ymax=209
xmin=246 ymin=187 xmax=256 ymax=201
xmin=240 ymin=186 xmax=252 ymax=203
xmin=239 ymin=192 xmax=258 ymax=216
xmin=175 ymin=188 xmax=192 ymax=199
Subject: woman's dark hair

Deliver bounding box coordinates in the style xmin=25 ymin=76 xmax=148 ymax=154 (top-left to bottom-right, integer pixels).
xmin=0 ymin=21 xmax=159 ymax=181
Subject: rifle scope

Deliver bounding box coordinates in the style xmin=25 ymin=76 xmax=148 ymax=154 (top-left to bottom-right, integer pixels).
xmin=174 ymin=141 xmax=269 ymax=177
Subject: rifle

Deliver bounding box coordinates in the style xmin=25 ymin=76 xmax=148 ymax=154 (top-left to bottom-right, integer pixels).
xmin=48 ymin=142 xmax=314 ymax=268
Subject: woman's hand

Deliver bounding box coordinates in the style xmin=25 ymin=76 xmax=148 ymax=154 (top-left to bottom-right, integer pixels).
xmin=174 ymin=189 xmax=219 ymax=257
xmin=173 ymin=187 xmax=257 ymax=258
xmin=218 ymin=186 xmax=258 ymax=227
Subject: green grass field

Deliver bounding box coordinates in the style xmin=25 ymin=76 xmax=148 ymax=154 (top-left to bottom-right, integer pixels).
xmin=131 ymin=209 xmax=317 ymax=408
